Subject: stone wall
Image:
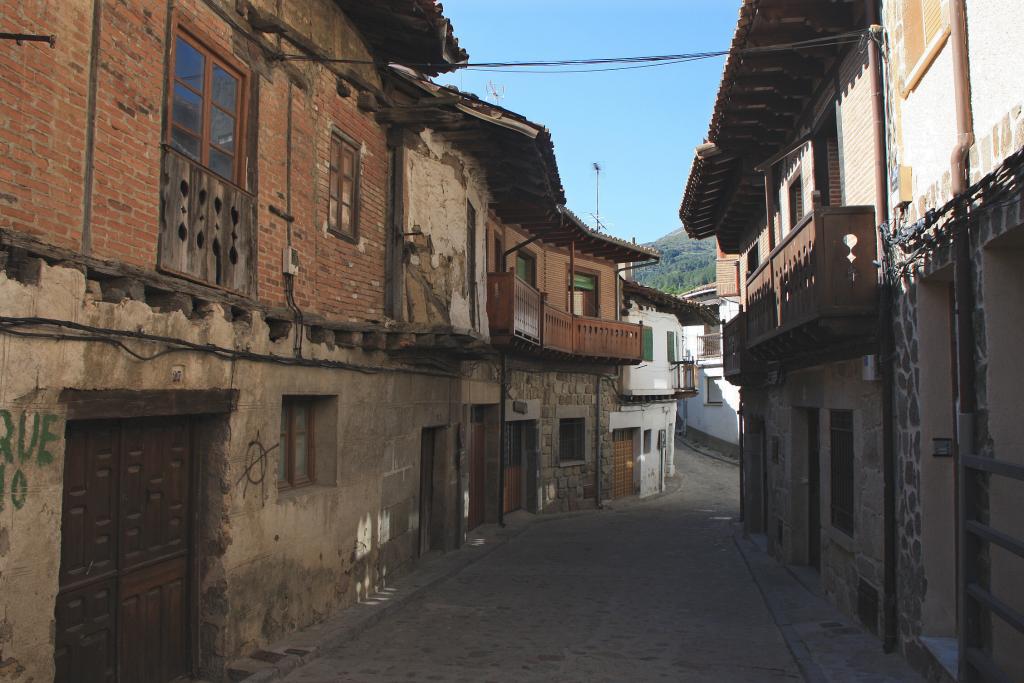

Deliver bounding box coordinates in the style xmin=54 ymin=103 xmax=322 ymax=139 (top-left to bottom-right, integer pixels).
xmin=891 ymin=187 xmax=1024 ymax=676
xmin=742 ymin=359 xmax=886 ymax=634
xmin=506 ymin=363 xmax=617 ymax=512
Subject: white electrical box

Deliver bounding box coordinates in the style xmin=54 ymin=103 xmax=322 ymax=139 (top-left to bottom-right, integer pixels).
xmin=282 ymin=246 xmax=300 ymax=275
xmin=862 ymin=354 xmax=879 ymax=381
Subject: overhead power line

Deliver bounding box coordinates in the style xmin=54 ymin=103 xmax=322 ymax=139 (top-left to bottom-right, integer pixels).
xmin=274 ymin=30 xmax=871 ymax=74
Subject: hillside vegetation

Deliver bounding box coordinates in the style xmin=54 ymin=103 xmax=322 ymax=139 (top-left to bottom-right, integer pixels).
xmin=634 ymin=228 xmax=716 ymax=294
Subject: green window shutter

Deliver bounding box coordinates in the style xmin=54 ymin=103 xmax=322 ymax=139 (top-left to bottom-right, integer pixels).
xmin=667 ymin=331 xmax=677 ymax=363
xmin=573 ymin=273 xmax=596 ymax=291
xmin=642 ymin=326 xmax=654 ymax=361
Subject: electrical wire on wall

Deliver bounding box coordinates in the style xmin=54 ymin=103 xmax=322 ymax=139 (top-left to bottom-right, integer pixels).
xmin=0 ymin=316 xmax=461 ymax=379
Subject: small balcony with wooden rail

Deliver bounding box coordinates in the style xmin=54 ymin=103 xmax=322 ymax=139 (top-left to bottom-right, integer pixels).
xmin=486 ymin=272 xmax=645 ymax=363
xmin=726 ymin=195 xmax=879 ymax=377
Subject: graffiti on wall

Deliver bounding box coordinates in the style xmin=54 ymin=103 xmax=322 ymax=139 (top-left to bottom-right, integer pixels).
xmin=0 ymin=410 xmax=61 ymax=510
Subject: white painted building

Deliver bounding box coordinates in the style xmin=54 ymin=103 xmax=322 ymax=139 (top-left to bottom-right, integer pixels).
xmin=612 ymin=281 xmax=710 ymax=496
xmin=678 ymin=285 xmax=741 ymax=458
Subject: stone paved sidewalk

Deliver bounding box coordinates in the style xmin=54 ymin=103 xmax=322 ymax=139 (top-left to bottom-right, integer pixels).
xmin=735 ymin=532 xmax=922 ymax=682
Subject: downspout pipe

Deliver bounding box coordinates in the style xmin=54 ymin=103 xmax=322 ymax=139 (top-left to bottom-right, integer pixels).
xmin=948 ymin=2 xmax=976 ymax=676
xmin=950 ymin=0 xmax=976 ymax=421
xmin=864 ymin=1 xmax=897 ymax=655
xmin=498 ymin=353 xmax=507 ymax=527
xmin=595 ymin=375 xmax=603 ymax=508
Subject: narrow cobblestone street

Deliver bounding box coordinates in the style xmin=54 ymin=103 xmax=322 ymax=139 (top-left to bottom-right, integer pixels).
xmin=281 ymin=444 xmax=795 ymax=682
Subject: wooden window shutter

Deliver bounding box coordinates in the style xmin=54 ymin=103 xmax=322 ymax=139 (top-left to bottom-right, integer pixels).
xmin=666 ymin=331 xmax=677 ymax=363
xmin=902 ymin=0 xmax=926 ymax=69
xmin=922 ymin=0 xmax=943 ymax=45
xmin=642 ymin=327 xmax=654 ymax=362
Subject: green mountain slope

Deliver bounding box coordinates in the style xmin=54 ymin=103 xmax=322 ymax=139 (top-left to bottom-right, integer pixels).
xmin=634 ymin=229 xmax=716 ymax=294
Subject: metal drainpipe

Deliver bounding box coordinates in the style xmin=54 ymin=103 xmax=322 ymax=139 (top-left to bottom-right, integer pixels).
xmin=738 ymin=400 xmax=745 ymax=524
xmin=865 ymin=0 xmax=897 ymax=655
xmin=949 ymin=0 xmax=976 ymax=425
xmin=595 ymin=375 xmax=603 ymax=508
xmin=498 ymin=353 xmax=507 ymax=527
xmin=949 ymin=2 xmax=976 ymax=674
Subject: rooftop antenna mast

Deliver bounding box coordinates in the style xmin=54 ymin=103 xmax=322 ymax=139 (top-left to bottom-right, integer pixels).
xmin=486 ymin=81 xmax=506 ymax=105
xmin=592 ymin=162 xmax=604 ymax=231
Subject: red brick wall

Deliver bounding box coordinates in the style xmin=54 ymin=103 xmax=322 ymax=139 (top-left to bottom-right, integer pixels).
xmin=0 ymin=1 xmax=93 ymax=250
xmin=1 ymin=0 xmax=389 ymax=322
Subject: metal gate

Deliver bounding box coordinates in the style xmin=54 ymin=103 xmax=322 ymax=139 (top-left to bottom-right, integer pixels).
xmin=612 ymin=429 xmax=635 ymax=498
xmin=958 ymin=454 xmax=1024 ymax=682
xmin=504 ymin=422 xmax=524 ymax=513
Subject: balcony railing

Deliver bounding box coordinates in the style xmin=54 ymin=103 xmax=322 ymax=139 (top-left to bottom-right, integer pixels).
xmin=675 ymin=360 xmax=697 ymax=393
xmin=158 ymin=147 xmax=257 ymax=296
xmin=742 ymin=202 xmax=878 ymax=351
xmin=722 ymin=312 xmax=764 ymax=383
xmin=487 ymin=272 xmax=644 ymax=363
xmin=696 ymin=333 xmax=722 ymax=360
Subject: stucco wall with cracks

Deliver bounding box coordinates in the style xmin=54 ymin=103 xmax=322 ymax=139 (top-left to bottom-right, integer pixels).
xmin=403 ymin=130 xmax=491 ymax=335
xmin=0 ymin=260 xmax=485 ymax=681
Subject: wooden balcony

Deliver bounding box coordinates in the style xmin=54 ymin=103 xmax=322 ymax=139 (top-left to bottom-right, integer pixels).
xmin=158 ymin=148 xmax=257 ymax=296
xmin=675 ymin=360 xmax=698 ymax=395
xmin=486 ymin=272 xmax=644 ymax=363
xmin=740 ymin=203 xmax=879 ymax=363
xmin=722 ymin=312 xmax=765 ymax=385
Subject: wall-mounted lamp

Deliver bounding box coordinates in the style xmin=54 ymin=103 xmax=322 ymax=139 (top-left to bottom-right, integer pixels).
xmin=933 ymin=437 xmax=953 ymax=457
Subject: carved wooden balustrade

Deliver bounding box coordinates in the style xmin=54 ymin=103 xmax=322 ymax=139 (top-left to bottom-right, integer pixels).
xmin=159 ymin=147 xmax=257 ymax=296
xmin=738 ymin=203 xmax=878 ymax=362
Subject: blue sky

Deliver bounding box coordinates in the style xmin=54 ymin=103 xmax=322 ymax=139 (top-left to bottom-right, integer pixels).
xmin=436 ymin=0 xmax=739 ymax=244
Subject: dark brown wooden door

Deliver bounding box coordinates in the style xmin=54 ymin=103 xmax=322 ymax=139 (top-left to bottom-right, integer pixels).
xmin=612 ymin=429 xmax=636 ymax=498
xmin=468 ymin=409 xmax=486 ymax=530
xmin=419 ymin=429 xmax=435 ymax=556
xmin=504 ymin=422 xmax=524 ymax=514
xmin=807 ymin=409 xmax=821 ymax=571
xmin=56 ymin=418 xmax=192 ymax=683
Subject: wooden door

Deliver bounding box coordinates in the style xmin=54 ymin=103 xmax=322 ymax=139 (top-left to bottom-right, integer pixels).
xmin=504 ymin=422 xmax=523 ymax=514
xmin=56 ymin=418 xmax=192 ymax=683
xmin=468 ymin=408 xmax=486 ymax=530
xmin=807 ymin=409 xmax=821 ymax=571
xmin=612 ymin=429 xmax=636 ymax=498
xmin=419 ymin=429 xmax=435 ymax=556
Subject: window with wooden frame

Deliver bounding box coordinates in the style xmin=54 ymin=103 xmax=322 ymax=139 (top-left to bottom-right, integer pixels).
xmin=493 ymin=236 xmax=504 ymax=273
xmin=516 ymin=251 xmax=537 ymax=287
xmin=901 ymin=0 xmax=948 ymax=93
xmin=830 ymin=409 xmax=855 ymax=536
xmin=705 ymin=376 xmax=723 ymax=406
xmin=328 ymin=131 xmax=361 ymax=239
xmin=169 ymin=26 xmax=246 ymax=182
xmin=788 ymin=175 xmax=805 ymax=229
xmin=558 ymin=418 xmax=586 ymax=464
xmin=570 ymin=270 xmax=599 ymax=317
xmin=279 ymin=398 xmax=315 ymax=489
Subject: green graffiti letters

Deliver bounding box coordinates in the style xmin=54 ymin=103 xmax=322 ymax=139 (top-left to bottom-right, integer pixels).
xmin=10 ymin=469 xmax=27 ymax=510
xmin=18 ymin=412 xmax=39 ymax=463
xmin=0 ymin=410 xmax=12 ymax=463
xmin=37 ymin=414 xmax=59 ymax=467
xmin=0 ymin=409 xmax=62 ymax=511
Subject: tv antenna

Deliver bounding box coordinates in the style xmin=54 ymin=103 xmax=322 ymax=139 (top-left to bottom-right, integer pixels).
xmin=592 ymin=162 xmax=604 ymax=231
xmin=486 ymin=81 xmax=506 ymax=105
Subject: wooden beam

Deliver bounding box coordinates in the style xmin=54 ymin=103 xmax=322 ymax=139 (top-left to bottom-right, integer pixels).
xmin=60 ymin=389 xmax=239 ymax=420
